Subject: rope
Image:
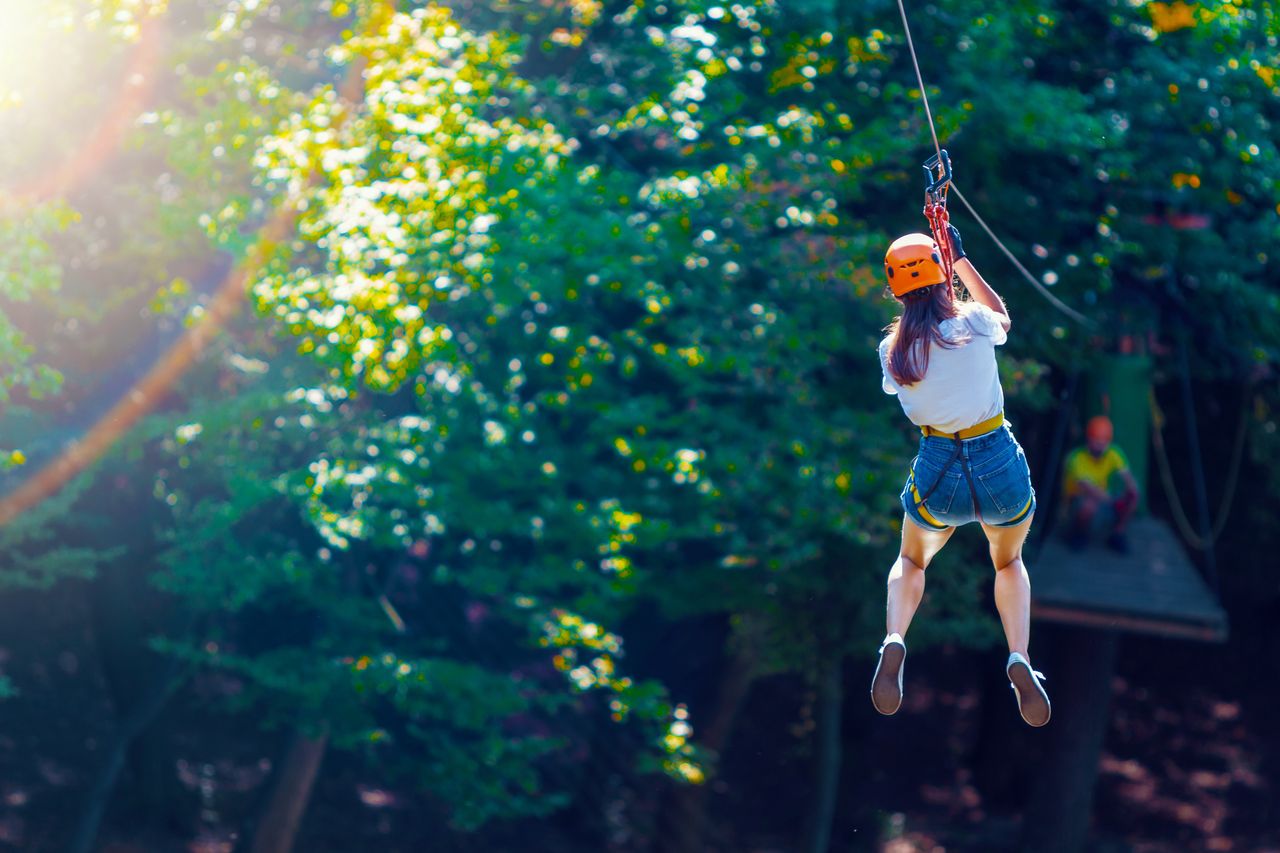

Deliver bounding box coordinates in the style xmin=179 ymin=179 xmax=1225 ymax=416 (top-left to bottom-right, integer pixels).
xmin=893 ymin=2 xmax=1094 ymax=330
xmin=894 ymin=0 xmax=952 ymax=282
xmin=951 ymin=185 xmax=1097 ymax=328
xmin=924 ymin=198 xmax=955 ymax=289
xmin=895 ymin=0 xmax=942 ymax=162
xmin=1148 ymin=389 xmax=1248 ymax=550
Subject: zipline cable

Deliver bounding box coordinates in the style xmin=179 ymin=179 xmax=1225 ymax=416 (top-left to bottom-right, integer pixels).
xmin=951 ymin=185 xmax=1097 ymax=328
xmin=895 ymin=0 xmax=943 ymax=163
xmin=894 ymin=1 xmax=1095 ymax=329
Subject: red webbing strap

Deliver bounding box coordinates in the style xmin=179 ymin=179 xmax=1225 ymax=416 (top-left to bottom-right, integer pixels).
xmin=924 ymin=191 xmax=954 ymax=285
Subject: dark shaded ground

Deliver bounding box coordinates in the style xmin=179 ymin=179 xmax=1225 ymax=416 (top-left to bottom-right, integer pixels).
xmin=0 ymin=575 xmax=1276 ymax=852
xmin=684 ymin=616 xmax=1280 ymax=853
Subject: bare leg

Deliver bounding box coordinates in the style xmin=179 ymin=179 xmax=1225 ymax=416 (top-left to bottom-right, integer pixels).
xmin=873 ymin=516 xmax=955 ymax=714
xmin=980 ymin=513 xmax=1035 ymax=656
xmin=984 ymin=512 xmax=1051 ymax=726
xmin=886 ymin=516 xmax=955 ymax=639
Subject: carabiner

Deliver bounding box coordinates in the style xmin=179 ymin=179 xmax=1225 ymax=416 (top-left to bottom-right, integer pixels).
xmin=922 ymin=149 xmax=952 ymax=203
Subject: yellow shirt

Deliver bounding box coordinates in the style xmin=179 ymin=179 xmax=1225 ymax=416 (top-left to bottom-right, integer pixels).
xmin=1063 ymin=446 xmax=1129 ymax=498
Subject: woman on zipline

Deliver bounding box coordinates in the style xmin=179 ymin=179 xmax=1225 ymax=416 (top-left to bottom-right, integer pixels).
xmin=870 ymin=224 xmax=1051 ymax=727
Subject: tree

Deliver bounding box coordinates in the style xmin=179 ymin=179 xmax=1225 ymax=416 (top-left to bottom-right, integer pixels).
xmin=5 ymin=0 xmax=1280 ymax=849
xmin=214 ymin=2 xmax=1003 ymax=846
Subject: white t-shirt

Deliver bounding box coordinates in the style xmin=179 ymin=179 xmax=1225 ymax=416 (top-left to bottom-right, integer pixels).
xmin=878 ymin=302 xmax=1008 ymax=434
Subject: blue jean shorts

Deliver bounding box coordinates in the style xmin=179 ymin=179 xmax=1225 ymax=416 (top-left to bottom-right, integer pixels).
xmin=899 ymin=425 xmax=1036 ymax=531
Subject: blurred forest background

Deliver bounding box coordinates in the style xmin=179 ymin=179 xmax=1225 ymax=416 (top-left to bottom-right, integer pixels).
xmin=0 ymin=0 xmax=1277 ymax=851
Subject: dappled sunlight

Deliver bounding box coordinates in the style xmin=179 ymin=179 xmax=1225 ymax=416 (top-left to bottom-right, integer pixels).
xmin=0 ymin=0 xmax=1276 ymax=850
xmin=356 ymin=784 xmax=398 ymax=809
xmin=1098 ymin=677 xmax=1274 ymax=851
xmin=0 ymin=814 xmax=24 ymax=846
xmin=881 ymin=835 xmax=946 ymax=853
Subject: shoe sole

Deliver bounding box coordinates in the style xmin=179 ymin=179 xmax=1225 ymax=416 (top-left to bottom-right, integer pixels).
xmin=870 ymin=642 xmax=905 ymax=715
xmin=1008 ymin=661 xmax=1051 ymax=727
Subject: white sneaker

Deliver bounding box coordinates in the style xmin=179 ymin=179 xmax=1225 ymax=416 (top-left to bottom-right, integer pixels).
xmin=1007 ymin=651 xmax=1051 ymax=727
xmin=870 ymin=633 xmax=906 ymax=715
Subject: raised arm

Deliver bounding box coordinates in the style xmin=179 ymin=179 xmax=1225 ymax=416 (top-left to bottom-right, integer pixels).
xmin=948 ymin=224 xmax=1011 ymax=332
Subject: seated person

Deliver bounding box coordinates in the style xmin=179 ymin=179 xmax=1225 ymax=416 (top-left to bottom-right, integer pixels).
xmin=1063 ymin=415 xmax=1140 ymax=553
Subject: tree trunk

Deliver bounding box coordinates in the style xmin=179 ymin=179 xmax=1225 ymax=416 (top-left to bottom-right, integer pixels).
xmin=68 ymin=662 xmax=182 ymax=853
xmin=659 ymin=644 xmax=759 ymax=853
xmin=1022 ymin=627 xmax=1120 ymax=853
xmin=803 ymin=654 xmax=844 ymax=853
xmin=88 ymin=538 xmax=183 ymax=830
xmin=249 ymin=727 xmax=330 ymax=853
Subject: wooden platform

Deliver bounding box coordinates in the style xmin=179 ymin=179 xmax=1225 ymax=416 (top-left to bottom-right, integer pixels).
xmin=1030 ymin=517 xmax=1228 ymax=642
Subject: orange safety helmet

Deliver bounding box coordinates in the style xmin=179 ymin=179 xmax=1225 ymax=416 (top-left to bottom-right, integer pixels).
xmin=1085 ymin=415 xmax=1113 ymax=445
xmin=884 ymin=232 xmax=947 ymax=297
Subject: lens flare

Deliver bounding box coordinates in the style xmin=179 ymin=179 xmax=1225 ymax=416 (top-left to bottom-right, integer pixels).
xmin=0 ymin=1 xmax=64 ymax=108
xmin=0 ymin=2 xmax=163 ymax=201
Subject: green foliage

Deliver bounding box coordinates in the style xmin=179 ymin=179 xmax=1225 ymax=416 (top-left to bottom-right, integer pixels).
xmin=238 ymin=0 xmax=927 ymax=679
xmin=0 ymin=203 xmax=71 ymax=401
xmin=253 ymin=6 xmax=567 ymax=391
xmin=0 ymin=476 xmax=105 ymax=589
xmin=3 ymin=0 xmax=1280 ymax=841
xmin=139 ymin=348 xmax=705 ymax=824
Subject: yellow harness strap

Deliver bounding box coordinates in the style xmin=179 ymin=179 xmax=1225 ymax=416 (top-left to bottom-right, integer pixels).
xmin=920 ymin=412 xmax=1005 ymax=441
xmin=908 ymin=479 xmax=947 ymax=528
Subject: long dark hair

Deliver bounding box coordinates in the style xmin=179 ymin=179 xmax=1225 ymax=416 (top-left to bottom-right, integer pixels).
xmin=884 ymin=283 xmax=965 ymax=386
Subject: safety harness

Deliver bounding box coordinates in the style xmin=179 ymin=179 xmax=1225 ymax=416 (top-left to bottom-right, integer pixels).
xmin=909 ymin=412 xmax=1005 ymax=526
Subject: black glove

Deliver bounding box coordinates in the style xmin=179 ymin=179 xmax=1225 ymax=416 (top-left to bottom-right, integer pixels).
xmin=946 ymin=223 xmax=966 ymax=261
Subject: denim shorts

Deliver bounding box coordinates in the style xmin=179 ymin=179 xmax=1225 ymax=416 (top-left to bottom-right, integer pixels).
xmin=899 ymin=425 xmax=1036 ymax=531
